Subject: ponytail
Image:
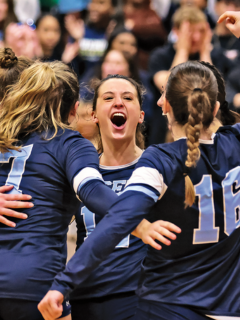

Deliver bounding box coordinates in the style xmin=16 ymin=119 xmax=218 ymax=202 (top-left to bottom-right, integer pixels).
xmin=0 ymin=61 xmax=79 ymax=153
xmin=184 ymin=89 xmax=213 ymax=207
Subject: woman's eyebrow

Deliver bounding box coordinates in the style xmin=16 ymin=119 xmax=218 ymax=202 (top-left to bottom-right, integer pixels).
xmin=122 ymin=91 xmax=134 ymax=95
xmin=102 ymin=91 xmax=114 ymax=96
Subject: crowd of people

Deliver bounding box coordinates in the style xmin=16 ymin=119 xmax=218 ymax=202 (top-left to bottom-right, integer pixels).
xmin=1 ymin=0 xmax=240 ymax=144
xmin=1 ymin=1 xmax=240 ymax=320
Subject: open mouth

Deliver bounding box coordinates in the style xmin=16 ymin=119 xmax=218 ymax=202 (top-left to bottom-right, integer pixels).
xmin=111 ymin=113 xmax=127 ymax=127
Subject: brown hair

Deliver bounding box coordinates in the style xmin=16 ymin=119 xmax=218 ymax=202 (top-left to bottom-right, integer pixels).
xmin=0 ymin=61 xmax=79 ymax=153
xmin=172 ymin=6 xmax=206 ymax=29
xmin=1 ymin=0 xmax=17 ymax=32
xmin=91 ymin=74 xmax=145 ymax=153
xmin=165 ymin=61 xmax=218 ymax=207
xmin=0 ymin=47 xmax=33 ymax=101
xmin=199 ymin=61 xmax=240 ymax=126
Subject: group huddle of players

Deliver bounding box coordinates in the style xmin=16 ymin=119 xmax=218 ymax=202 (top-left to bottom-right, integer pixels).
xmin=0 ymin=9 xmax=239 ymax=320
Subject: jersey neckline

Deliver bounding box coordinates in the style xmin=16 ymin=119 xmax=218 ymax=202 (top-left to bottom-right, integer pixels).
xmin=99 ymin=156 xmax=141 ymax=170
xmin=176 ymin=133 xmax=216 ymax=145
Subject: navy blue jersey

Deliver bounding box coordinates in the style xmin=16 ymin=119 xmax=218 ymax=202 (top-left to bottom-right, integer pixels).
xmin=51 ymin=124 xmax=240 ymax=317
xmin=0 ymin=128 xmax=116 ymax=301
xmin=72 ymin=158 xmax=147 ymax=299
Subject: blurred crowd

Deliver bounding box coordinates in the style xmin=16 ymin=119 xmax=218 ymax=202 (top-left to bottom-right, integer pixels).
xmin=3 ymin=0 xmax=240 ymax=144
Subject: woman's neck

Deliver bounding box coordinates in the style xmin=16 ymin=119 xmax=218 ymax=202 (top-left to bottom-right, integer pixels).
xmin=171 ymin=122 xmax=214 ymax=141
xmin=42 ymin=47 xmax=53 ymax=59
xmin=99 ymin=137 xmax=143 ymax=166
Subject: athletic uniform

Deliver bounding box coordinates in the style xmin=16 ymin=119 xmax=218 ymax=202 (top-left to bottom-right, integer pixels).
xmin=51 ymin=124 xmax=240 ymax=319
xmin=0 ymin=128 xmax=117 ymax=320
xmin=71 ymin=158 xmax=147 ymax=320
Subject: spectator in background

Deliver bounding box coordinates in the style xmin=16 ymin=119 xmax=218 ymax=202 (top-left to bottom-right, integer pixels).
xmin=148 ymin=6 xmax=235 ymax=145
xmin=36 ymin=13 xmax=79 ymax=64
xmin=106 ymin=27 xmax=151 ymax=88
xmin=123 ymin=0 xmax=167 ymax=70
xmin=107 ymin=27 xmax=137 ymax=59
xmin=65 ymin=0 xmax=119 ymax=80
xmin=4 ymin=23 xmax=41 ymax=58
xmin=162 ymin=0 xmax=216 ymax=34
xmin=212 ymin=0 xmax=240 ymax=61
xmin=150 ymin=6 xmax=234 ymax=93
xmin=226 ymin=67 xmax=240 ymax=111
xmin=0 ymin=0 xmax=17 ymax=42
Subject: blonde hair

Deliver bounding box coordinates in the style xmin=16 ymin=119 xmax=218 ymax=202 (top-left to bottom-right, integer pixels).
xmin=0 ymin=61 xmax=79 ymax=153
xmin=172 ymin=6 xmax=207 ymax=29
xmin=165 ymin=61 xmax=218 ymax=207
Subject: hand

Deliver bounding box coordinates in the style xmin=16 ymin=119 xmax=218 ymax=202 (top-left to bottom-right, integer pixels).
xmin=61 ymin=41 xmax=79 ymax=64
xmin=218 ymin=11 xmax=240 ymax=38
xmin=38 ymin=290 xmax=64 ymax=320
xmin=175 ymin=21 xmax=191 ymax=54
xmin=133 ymin=219 xmax=181 ymax=250
xmin=65 ymin=14 xmax=85 ymax=40
xmin=0 ymin=185 xmax=33 ymax=227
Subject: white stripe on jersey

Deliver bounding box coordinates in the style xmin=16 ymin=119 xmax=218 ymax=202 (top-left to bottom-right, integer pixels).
xmin=206 ymin=315 xmax=240 ymax=320
xmin=73 ymin=167 xmax=103 ymax=193
xmin=125 ymin=166 xmax=168 ymax=199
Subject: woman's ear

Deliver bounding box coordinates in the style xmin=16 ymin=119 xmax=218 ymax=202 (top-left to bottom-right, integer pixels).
xmin=68 ymin=101 xmax=79 ymax=125
xmin=138 ymin=111 xmax=145 ymax=124
xmin=92 ymin=110 xmax=99 ymax=124
xmin=213 ymin=101 xmax=220 ymax=117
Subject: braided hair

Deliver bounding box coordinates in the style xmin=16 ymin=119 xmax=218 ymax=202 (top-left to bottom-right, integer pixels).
xmin=166 ymin=61 xmax=218 ymax=207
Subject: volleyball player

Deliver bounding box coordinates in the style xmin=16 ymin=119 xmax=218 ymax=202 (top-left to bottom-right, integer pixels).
xmin=0 ymin=47 xmax=34 ymax=227
xmin=39 ymin=61 xmax=240 ymax=320
xmin=0 ymin=61 xmax=123 ymax=320
xmin=0 ymin=73 xmax=181 ymax=320
xmin=69 ymin=75 xmax=180 ymax=320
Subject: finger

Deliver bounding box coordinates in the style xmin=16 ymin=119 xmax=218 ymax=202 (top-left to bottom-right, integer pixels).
xmin=146 ymin=236 xmax=162 ymax=250
xmin=2 ymin=194 xmax=32 ymax=201
xmin=38 ymin=302 xmax=52 ymax=320
xmin=0 ymin=185 xmax=13 ymax=193
xmin=218 ymin=11 xmax=235 ymax=23
xmin=0 ymin=208 xmax=28 ymax=219
xmin=0 ymin=215 xmax=16 ymax=227
xmin=48 ymin=301 xmax=63 ymax=319
xmin=152 ymin=231 xmax=172 ymax=246
xmin=1 ymin=200 xmax=33 ymax=209
xmin=155 ymin=227 xmax=177 ymax=240
xmin=226 ymin=21 xmax=238 ymax=31
xmin=156 ymin=221 xmax=181 ymax=233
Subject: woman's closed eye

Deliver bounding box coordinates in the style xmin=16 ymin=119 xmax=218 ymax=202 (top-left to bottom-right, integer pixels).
xmin=124 ymin=96 xmax=132 ymax=101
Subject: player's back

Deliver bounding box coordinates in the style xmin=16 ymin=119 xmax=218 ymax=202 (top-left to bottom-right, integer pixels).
xmin=0 ymin=128 xmax=90 ymax=301
xmin=136 ymin=124 xmax=240 ymax=317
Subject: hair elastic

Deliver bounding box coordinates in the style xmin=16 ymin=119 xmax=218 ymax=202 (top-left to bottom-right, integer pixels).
xmin=193 ymin=88 xmax=202 ymax=93
xmin=183 ymin=166 xmax=191 ymax=177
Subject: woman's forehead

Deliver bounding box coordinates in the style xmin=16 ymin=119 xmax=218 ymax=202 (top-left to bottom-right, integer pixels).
xmin=99 ymin=78 xmax=137 ymax=95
